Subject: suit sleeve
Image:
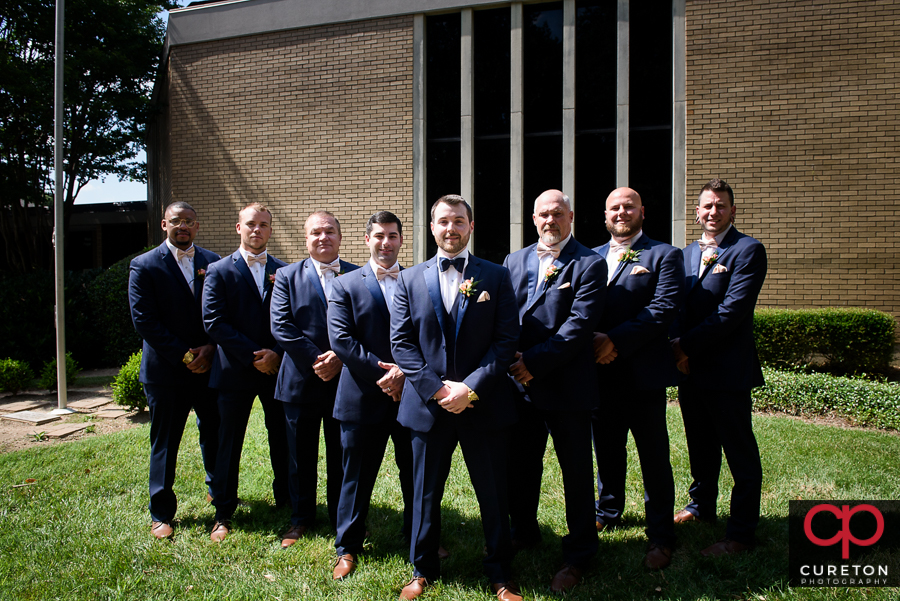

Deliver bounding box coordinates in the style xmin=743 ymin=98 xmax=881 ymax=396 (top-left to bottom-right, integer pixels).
xmin=679 ymin=240 xmax=767 ymax=357
xmin=128 ymin=257 xmax=191 ymax=368
xmin=270 ymin=268 xmax=324 ymax=367
xmin=521 ymin=257 xmax=606 ymax=380
xmin=328 ymin=277 xmax=386 ymax=383
xmin=390 ymin=271 xmax=445 ymax=401
xmin=463 ymin=268 xmax=521 ymax=397
xmin=202 ymin=262 xmax=260 ymax=367
xmin=606 ymin=246 xmax=685 ymax=359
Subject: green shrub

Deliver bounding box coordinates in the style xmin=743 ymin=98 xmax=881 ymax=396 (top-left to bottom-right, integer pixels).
xmin=0 ymin=359 xmax=35 ymax=395
xmin=754 ymin=307 xmax=895 ymax=373
xmin=112 ymin=351 xmax=146 ymax=411
xmin=39 ymin=352 xmax=81 ymax=391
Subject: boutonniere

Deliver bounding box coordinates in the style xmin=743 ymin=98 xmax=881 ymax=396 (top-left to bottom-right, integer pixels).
xmin=702 ymin=252 xmax=719 ymax=267
xmin=196 ymin=268 xmax=206 ymax=279
xmin=618 ymin=249 xmax=641 ymax=264
xmin=459 ymin=277 xmax=481 ymax=299
xmin=543 ymin=265 xmax=560 ymax=284
xmin=337 ymin=268 xmax=346 ymax=277
xmin=268 ymin=273 xmax=276 ymax=285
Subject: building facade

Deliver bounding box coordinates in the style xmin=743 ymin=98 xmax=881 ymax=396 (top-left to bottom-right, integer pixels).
xmin=149 ymin=0 xmax=900 ymax=320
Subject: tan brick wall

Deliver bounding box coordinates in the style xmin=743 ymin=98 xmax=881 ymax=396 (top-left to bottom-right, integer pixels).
xmin=166 ymin=16 xmax=414 ymax=267
xmin=685 ymin=0 xmax=900 ymax=322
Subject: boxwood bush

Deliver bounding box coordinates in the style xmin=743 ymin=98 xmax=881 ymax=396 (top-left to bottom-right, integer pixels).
xmin=0 ymin=358 xmax=35 ymax=395
xmin=754 ymin=307 xmax=895 ymax=372
xmin=39 ymin=351 xmax=81 ymax=391
xmin=112 ymin=350 xmax=146 ymax=411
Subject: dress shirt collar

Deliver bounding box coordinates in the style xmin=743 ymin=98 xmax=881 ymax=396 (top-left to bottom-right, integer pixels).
xmin=700 ymin=224 xmax=732 ymax=247
xmin=610 ymin=229 xmax=643 ymax=250
xmin=538 ymin=232 xmax=572 ymax=256
xmin=369 ymin=258 xmax=400 ymax=276
xmin=239 ymin=247 xmax=267 ymax=266
xmin=166 ymin=239 xmax=194 ymax=260
xmin=436 ymin=248 xmax=469 ymax=270
xmin=310 ymin=256 xmax=341 ymax=275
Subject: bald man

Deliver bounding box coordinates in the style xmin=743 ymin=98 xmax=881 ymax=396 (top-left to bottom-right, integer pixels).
xmin=591 ymin=187 xmax=685 ymax=569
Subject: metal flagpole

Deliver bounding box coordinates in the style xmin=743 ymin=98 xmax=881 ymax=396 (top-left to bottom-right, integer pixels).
xmin=52 ymin=0 xmax=73 ymax=414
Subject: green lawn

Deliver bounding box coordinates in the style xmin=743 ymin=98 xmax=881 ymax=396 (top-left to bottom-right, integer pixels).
xmin=1 ymin=403 xmax=898 ymax=600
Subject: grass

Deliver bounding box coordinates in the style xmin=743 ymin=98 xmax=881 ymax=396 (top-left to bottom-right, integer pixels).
xmin=1 ymin=402 xmax=899 ymax=600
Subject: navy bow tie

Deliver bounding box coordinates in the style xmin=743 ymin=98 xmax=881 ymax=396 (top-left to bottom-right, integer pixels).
xmin=440 ymin=257 xmax=466 ymax=273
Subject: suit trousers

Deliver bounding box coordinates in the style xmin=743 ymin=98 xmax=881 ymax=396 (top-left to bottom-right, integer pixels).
xmin=508 ymin=397 xmax=598 ymax=569
xmin=212 ymin=387 xmax=290 ymax=521
xmin=678 ymin=383 xmax=762 ymax=545
xmin=334 ymin=414 xmax=414 ymax=556
xmin=592 ymin=388 xmax=676 ymax=547
xmin=409 ymin=410 xmax=514 ymax=584
xmin=283 ymin=386 xmax=343 ymax=529
xmin=144 ymin=383 xmax=220 ymax=523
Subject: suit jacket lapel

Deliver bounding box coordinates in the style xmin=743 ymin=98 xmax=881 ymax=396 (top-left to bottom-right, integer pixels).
xmin=424 ymin=258 xmax=447 ymax=336
xmin=611 ymin=235 xmax=650 ymax=286
xmin=525 ymin=248 xmax=540 ymax=308
xmin=456 ymin=258 xmax=483 ymax=338
xmin=262 ymin=259 xmax=278 ymax=303
xmin=193 ymin=251 xmax=210 ymax=302
xmin=362 ymin=263 xmax=391 ymax=321
xmin=688 ymin=243 xmax=701 ymax=289
xmin=527 ymin=243 xmax=571 ymax=312
xmin=161 ymin=244 xmax=194 ymax=297
xmin=304 ymin=259 xmax=328 ymax=307
xmin=233 ymin=251 xmax=262 ymax=299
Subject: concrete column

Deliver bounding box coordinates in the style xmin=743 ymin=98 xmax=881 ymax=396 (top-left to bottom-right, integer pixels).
xmin=563 ymin=0 xmax=576 ymax=224
xmin=510 ymin=3 xmax=524 ymax=252
xmin=672 ymin=0 xmax=687 ymax=248
xmin=461 ymin=8 xmax=475 ymax=251
xmin=616 ymin=0 xmax=629 ymax=186
xmin=413 ymin=14 xmax=428 ymax=263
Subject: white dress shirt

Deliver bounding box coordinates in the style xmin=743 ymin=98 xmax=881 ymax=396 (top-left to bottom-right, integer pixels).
xmin=536 ymin=232 xmax=572 ymax=294
xmin=239 ymin=248 xmax=268 ymax=297
xmin=698 ymin=224 xmax=732 ymax=278
xmin=370 ymin=258 xmax=400 ymax=314
xmin=311 ymin=256 xmax=342 ymax=302
xmin=436 ymin=248 xmax=469 ymax=314
xmin=606 ymin=230 xmax=643 ymax=283
xmin=166 ymin=239 xmax=195 ymax=293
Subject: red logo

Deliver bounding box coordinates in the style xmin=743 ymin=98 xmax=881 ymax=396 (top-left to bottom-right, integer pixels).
xmin=804 ymin=504 xmax=884 ymax=559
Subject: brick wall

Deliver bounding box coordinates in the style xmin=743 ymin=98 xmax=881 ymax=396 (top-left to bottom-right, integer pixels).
xmin=166 ymin=16 xmax=414 ymax=267
xmin=685 ymin=0 xmax=900 ymax=321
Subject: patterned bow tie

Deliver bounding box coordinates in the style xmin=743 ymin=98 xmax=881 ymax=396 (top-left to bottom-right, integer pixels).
xmin=440 ymin=257 xmax=465 ymax=273
xmin=698 ymin=238 xmax=719 ymax=252
xmin=176 ymin=247 xmax=195 ymax=261
xmin=536 ymin=242 xmax=561 ymax=260
xmin=376 ymin=264 xmax=400 ymax=281
xmin=246 ymin=253 xmax=267 ymax=266
xmin=318 ymin=261 xmax=340 ymax=275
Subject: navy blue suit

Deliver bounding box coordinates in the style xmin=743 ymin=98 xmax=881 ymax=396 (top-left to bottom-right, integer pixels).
xmin=271 ymin=258 xmax=358 ymax=530
xmin=592 ymin=234 xmax=684 ymax=548
xmin=503 ymin=239 xmax=605 ymax=569
xmin=128 ymin=242 xmax=221 ymax=523
xmin=327 ymin=262 xmax=414 ymax=556
xmin=390 ymin=254 xmax=520 ymax=585
xmin=202 ymin=250 xmax=291 ymax=521
xmin=672 ymin=226 xmax=767 ymax=545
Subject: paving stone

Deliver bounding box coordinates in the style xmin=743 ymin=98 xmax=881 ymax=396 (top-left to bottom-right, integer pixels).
xmin=95 ymin=409 xmax=131 ymax=419
xmin=0 ymin=400 xmax=51 ymax=413
xmin=35 ymin=423 xmax=90 ymax=438
xmin=1 ymin=411 xmax=61 ymax=425
xmin=68 ymin=397 xmax=111 ymax=410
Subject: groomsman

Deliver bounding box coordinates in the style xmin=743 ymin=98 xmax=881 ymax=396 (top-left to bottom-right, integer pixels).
xmin=327 ymin=211 xmax=414 ymax=580
xmin=128 ymin=202 xmax=221 ymax=539
xmin=390 ymin=195 xmax=523 ymax=601
xmin=670 ymin=178 xmax=767 ymax=556
xmin=202 ymin=203 xmax=290 ymax=541
xmin=503 ymin=189 xmax=606 ymax=592
xmin=270 ymin=210 xmax=358 ymax=547
xmin=591 ymin=187 xmax=684 ymax=569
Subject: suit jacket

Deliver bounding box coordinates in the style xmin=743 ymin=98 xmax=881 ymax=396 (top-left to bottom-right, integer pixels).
xmin=672 ymin=226 xmax=767 ymax=390
xmin=593 ymin=235 xmax=685 ymax=392
xmin=202 ymin=250 xmax=288 ymax=391
xmin=328 ymin=262 xmax=402 ymax=423
xmin=503 ymin=239 xmax=606 ymax=410
xmin=390 ymin=254 xmax=520 ymax=432
xmin=270 ymin=258 xmax=359 ymax=403
xmin=129 ymin=242 xmax=220 ymax=386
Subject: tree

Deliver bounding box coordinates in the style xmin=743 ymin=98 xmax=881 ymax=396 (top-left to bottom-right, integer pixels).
xmin=0 ymin=0 xmax=176 ymax=272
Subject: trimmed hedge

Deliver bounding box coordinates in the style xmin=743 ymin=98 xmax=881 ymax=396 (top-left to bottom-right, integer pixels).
xmin=39 ymin=351 xmax=81 ymax=391
xmin=754 ymin=307 xmax=895 ymax=372
xmin=0 ymin=358 xmax=34 ymax=395
xmin=112 ymin=351 xmax=146 ymax=411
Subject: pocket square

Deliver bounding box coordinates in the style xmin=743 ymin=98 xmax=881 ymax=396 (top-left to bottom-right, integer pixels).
xmin=556 ymin=282 xmax=571 ymax=290
xmin=477 ymin=291 xmax=491 ymax=303
xmin=712 ymin=264 xmax=728 ymax=274
xmin=630 ymin=265 xmax=650 ymax=275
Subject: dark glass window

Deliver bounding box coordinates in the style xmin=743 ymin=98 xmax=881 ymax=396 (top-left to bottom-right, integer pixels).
xmin=629 ymin=0 xmax=673 ymax=243
xmin=523 ymin=2 xmax=564 ymax=247
xmin=426 ymin=13 xmax=462 ymax=258
xmin=473 ymin=8 xmax=511 ymax=264
xmin=575 ymin=0 xmax=618 ymax=249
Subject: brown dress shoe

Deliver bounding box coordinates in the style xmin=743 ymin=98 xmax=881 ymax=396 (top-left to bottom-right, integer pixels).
xmin=150 ymin=520 xmax=174 ymax=539
xmin=674 ymin=509 xmax=714 ymax=524
xmin=281 ymin=524 xmax=308 ymax=548
xmin=210 ymin=520 xmax=231 ymax=542
xmin=491 ymin=581 xmax=523 ymax=601
xmin=701 ymin=538 xmax=751 ymax=557
xmin=399 ymin=576 xmax=429 ymax=600
xmin=549 ymin=564 xmax=583 ymax=592
xmin=332 ymin=554 xmax=357 ymax=580
xmin=437 ymin=545 xmax=450 ymax=560
xmin=643 ymin=543 xmax=673 ymax=569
